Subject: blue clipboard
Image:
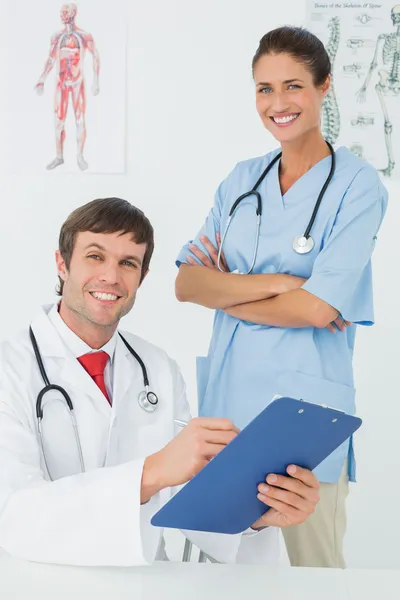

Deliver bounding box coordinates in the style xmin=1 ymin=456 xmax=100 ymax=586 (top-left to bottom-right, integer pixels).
xmin=151 ymin=397 xmax=362 ymax=534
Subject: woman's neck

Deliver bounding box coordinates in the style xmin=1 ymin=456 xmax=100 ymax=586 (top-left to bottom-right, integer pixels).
xmin=279 ymin=130 xmax=330 ymax=181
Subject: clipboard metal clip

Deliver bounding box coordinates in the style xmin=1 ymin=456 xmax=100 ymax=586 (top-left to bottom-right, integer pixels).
xmin=273 ymin=394 xmax=346 ymax=414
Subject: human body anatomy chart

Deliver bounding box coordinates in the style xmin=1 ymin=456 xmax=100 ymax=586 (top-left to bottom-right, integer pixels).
xmin=7 ymin=0 xmax=127 ymax=174
xmin=307 ymin=2 xmax=400 ymax=178
xmin=34 ymin=4 xmax=100 ymax=172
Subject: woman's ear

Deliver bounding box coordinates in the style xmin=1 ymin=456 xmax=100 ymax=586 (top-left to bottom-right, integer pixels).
xmin=321 ymin=74 xmax=331 ymax=97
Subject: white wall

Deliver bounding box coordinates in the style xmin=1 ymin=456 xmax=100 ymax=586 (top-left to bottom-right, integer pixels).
xmin=0 ymin=0 xmax=398 ymax=568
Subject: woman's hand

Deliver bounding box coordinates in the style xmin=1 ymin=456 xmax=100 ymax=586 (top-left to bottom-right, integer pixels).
xmin=326 ymin=316 xmax=352 ymax=333
xmin=186 ymin=234 xmax=229 ymax=272
xmin=251 ymin=465 xmax=320 ymax=530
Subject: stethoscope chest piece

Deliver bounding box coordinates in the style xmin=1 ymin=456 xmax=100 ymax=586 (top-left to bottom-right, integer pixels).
xmin=138 ymin=388 xmax=159 ymax=413
xmin=293 ymin=235 xmax=315 ymax=255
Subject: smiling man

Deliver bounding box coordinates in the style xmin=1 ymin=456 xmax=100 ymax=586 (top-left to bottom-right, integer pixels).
xmin=54 ymin=201 xmax=150 ymax=352
xmin=0 ymin=197 xmax=320 ymax=567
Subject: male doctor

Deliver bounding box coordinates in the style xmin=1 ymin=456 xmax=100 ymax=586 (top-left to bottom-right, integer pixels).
xmin=0 ymin=198 xmax=319 ymax=567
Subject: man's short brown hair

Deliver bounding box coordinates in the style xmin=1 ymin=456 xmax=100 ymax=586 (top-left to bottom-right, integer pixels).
xmin=57 ymin=198 xmax=154 ymax=295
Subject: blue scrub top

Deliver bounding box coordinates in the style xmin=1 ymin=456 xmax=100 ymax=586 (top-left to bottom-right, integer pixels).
xmin=176 ymin=146 xmax=388 ymax=483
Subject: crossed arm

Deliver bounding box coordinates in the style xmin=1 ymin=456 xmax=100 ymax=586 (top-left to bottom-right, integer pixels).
xmin=175 ymin=234 xmax=349 ymax=332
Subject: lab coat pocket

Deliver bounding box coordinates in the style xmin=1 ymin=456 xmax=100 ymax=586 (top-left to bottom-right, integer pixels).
xmin=276 ymin=370 xmax=356 ymax=414
xmin=196 ymin=356 xmax=211 ymax=414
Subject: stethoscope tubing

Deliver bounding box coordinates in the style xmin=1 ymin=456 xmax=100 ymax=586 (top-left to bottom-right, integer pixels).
xmin=217 ymin=141 xmax=335 ymax=272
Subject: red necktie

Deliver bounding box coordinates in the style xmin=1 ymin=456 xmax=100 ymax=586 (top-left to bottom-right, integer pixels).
xmin=78 ymin=351 xmax=111 ymax=405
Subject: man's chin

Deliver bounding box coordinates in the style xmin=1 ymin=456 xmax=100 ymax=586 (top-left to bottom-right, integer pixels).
xmin=78 ymin=304 xmax=122 ymax=329
xmin=78 ymin=295 xmax=134 ymax=327
xmin=87 ymin=312 xmax=122 ymax=329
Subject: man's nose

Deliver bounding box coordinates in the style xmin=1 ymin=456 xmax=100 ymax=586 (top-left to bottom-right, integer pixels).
xmin=98 ymin=264 xmax=119 ymax=284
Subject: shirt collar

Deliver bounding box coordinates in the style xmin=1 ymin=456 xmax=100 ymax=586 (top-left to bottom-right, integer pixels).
xmin=48 ymin=303 xmax=118 ymax=363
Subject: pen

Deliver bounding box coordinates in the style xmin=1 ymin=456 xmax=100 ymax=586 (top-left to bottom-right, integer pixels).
xmin=174 ymin=419 xmax=189 ymax=428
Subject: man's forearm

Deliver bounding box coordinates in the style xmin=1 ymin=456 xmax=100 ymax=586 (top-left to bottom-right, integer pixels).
xmin=224 ymin=289 xmax=339 ymax=328
xmin=176 ymin=265 xmax=301 ymax=310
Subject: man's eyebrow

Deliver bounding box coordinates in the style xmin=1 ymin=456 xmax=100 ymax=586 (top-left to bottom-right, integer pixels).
xmin=84 ymin=244 xmax=143 ymax=265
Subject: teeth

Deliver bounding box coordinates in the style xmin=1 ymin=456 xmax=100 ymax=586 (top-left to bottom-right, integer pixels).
xmin=273 ymin=114 xmax=299 ymax=124
xmin=91 ymin=292 xmax=118 ymax=301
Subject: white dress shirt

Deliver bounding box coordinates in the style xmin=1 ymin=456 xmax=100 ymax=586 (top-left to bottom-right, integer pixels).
xmin=48 ymin=303 xmax=118 ymax=401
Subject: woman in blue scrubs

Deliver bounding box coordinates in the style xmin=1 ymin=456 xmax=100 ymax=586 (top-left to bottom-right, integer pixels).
xmin=175 ymin=26 xmax=388 ymax=568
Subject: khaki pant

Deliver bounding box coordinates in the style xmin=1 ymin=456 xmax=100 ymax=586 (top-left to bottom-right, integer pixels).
xmin=282 ymin=463 xmax=349 ymax=568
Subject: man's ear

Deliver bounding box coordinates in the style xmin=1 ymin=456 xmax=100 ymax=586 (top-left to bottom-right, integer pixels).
xmin=55 ymin=250 xmax=68 ymax=283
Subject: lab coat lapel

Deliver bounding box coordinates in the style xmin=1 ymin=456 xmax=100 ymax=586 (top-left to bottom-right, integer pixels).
xmin=30 ymin=306 xmax=112 ymax=421
xmin=104 ymin=335 xmax=146 ymax=466
xmin=112 ymin=334 xmax=141 ymax=412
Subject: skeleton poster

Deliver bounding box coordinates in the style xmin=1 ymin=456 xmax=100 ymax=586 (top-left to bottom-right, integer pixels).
xmin=306 ymin=2 xmax=400 ymax=179
xmin=6 ymin=1 xmax=127 ymax=174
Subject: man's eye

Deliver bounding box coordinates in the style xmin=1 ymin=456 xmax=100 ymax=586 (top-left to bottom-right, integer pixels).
xmin=122 ymin=260 xmax=137 ymax=268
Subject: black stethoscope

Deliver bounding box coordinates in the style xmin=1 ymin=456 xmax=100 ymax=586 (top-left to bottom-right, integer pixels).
xmin=29 ymin=327 xmax=159 ymax=480
xmin=217 ymin=141 xmax=336 ymax=273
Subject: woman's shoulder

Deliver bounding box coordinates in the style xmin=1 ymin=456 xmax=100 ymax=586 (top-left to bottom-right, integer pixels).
xmin=335 ymin=146 xmax=387 ymax=193
xmin=333 ymin=147 xmax=388 ymax=224
xmin=235 ymin=148 xmax=281 ymax=170
xmin=225 ymin=145 xmax=387 ymax=201
xmin=228 ymin=148 xmax=281 ymax=181
xmin=233 ymin=145 xmax=383 ymax=183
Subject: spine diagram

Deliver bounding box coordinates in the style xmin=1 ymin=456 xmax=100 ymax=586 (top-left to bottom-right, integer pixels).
xmin=321 ymin=17 xmax=341 ymax=144
xmin=307 ymin=1 xmax=400 ymax=178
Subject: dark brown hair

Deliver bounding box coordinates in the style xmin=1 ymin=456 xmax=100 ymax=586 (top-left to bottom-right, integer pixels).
xmin=57 ymin=197 xmax=154 ymax=295
xmin=252 ymin=26 xmax=331 ymax=86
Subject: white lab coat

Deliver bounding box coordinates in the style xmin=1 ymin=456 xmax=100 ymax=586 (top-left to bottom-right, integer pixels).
xmin=0 ymin=305 xmax=280 ymax=566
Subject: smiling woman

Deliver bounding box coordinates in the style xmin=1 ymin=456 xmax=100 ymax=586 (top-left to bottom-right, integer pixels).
xmin=252 ymin=27 xmax=331 ymax=152
xmin=175 ymin=26 xmax=388 ymax=569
